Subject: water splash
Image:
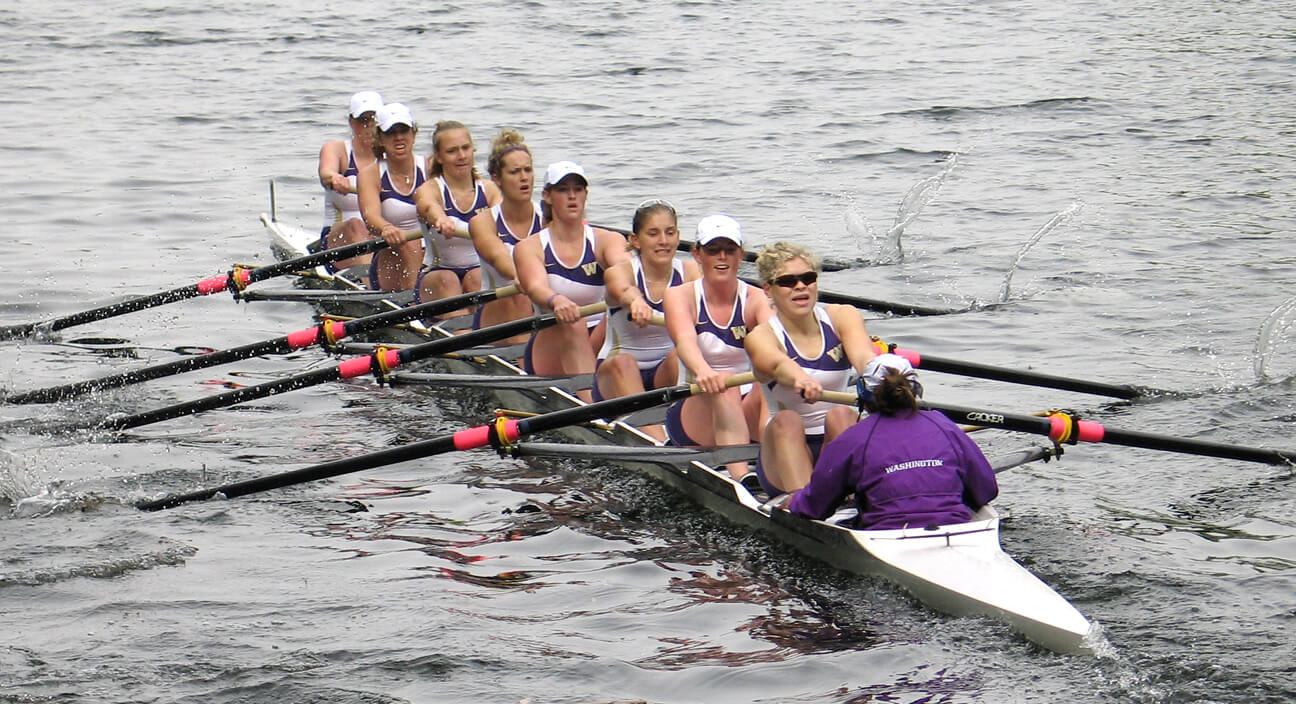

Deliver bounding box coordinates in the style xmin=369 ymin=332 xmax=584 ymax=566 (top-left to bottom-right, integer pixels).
xmin=848 ymin=153 xmax=958 ymax=265
xmin=998 ymin=201 xmax=1085 ymax=303
xmin=1254 ymin=296 xmax=1296 ymax=383
xmin=845 ymin=207 xmax=879 ymax=259
xmin=881 ymin=153 xmax=959 ymax=262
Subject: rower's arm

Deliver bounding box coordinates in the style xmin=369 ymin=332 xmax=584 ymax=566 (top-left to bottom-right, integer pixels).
xmin=664 ymin=285 xmax=708 ymax=377
xmin=828 ymin=304 xmax=877 ymax=373
xmin=356 ymin=163 xmax=389 ymax=236
xmin=603 ymin=261 xmax=642 ymax=307
xmin=415 ymin=181 xmax=454 ymax=235
xmin=469 ymin=211 xmax=515 ymax=281
xmin=746 ymin=324 xmax=823 ymax=398
xmin=318 ymin=140 xmax=348 ymax=192
xmin=513 ymin=237 xmax=554 ymax=307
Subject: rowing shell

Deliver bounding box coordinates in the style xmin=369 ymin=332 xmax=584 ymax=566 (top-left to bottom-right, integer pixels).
xmin=261 ymin=212 xmax=1095 ymax=654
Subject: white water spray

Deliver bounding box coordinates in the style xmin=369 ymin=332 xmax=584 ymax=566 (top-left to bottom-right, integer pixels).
xmin=998 ymin=201 xmax=1085 ymax=303
xmin=849 ymin=153 xmax=958 ymax=264
xmin=1254 ymin=296 xmax=1296 ymax=383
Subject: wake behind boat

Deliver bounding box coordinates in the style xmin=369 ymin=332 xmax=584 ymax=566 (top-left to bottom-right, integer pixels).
xmin=259 ymin=212 xmax=1096 ymax=655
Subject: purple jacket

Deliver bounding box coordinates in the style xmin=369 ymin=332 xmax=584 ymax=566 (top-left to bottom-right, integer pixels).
xmin=787 ymin=409 xmax=998 ymax=530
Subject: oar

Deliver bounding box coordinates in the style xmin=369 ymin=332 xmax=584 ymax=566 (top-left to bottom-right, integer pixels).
xmin=739 ymin=278 xmax=962 ymax=317
xmin=136 ymin=372 xmax=753 ymax=511
xmin=43 ymin=302 xmax=606 ymax=435
xmin=819 ymin=390 xmax=1296 ymax=466
xmin=0 ymin=230 xmax=425 ymax=341
xmin=595 ymin=223 xmax=859 ymax=273
xmin=3 ymin=285 xmax=519 ymax=405
xmin=879 ymin=343 xmax=1156 ymax=399
xmin=596 ymin=221 xmax=960 ymax=316
xmin=508 ymin=441 xmax=761 ymax=466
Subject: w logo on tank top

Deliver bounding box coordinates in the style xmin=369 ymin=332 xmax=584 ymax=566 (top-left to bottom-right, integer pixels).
xmin=581 ymin=262 xmax=599 ymax=276
xmin=826 ymin=344 xmax=845 ymax=362
xmin=731 ymin=325 xmax=748 ymax=340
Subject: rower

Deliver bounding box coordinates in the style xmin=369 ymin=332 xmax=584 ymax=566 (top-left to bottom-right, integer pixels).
xmin=782 ymin=354 xmax=1000 ymax=529
xmin=512 ymin=161 xmax=629 ymax=401
xmin=356 ymin=102 xmax=428 ymax=292
xmin=662 ymin=214 xmax=772 ymax=485
xmin=413 ymin=120 xmax=500 ymax=312
xmin=467 ymin=129 xmax=544 ymax=332
xmin=596 ymin=199 xmax=701 ymax=440
xmin=317 ymin=90 xmax=382 ymax=277
xmin=745 ymin=242 xmax=876 ymax=496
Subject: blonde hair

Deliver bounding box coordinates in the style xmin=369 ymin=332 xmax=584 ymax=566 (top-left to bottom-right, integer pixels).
xmin=487 ymin=129 xmax=532 ymax=178
xmin=754 ymin=242 xmax=821 ymax=284
xmin=430 ymin=120 xmax=479 ymax=180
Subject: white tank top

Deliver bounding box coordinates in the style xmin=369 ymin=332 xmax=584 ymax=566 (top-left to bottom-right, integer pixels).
xmin=378 ymin=159 xmax=427 ymax=231
xmin=678 ymin=279 xmax=756 ymax=379
xmin=599 ymin=255 xmax=685 ymax=369
xmin=538 ymin=225 xmax=606 ymax=326
xmin=758 ymin=305 xmax=855 ymax=434
xmin=481 ymin=202 xmax=542 ymax=289
xmin=422 ymin=175 xmax=486 ymax=270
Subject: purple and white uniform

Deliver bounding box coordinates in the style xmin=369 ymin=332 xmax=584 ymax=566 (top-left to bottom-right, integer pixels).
xmin=758 ymin=306 xmax=854 ymax=435
xmin=377 ymin=159 xmax=427 ymax=231
xmin=788 ymin=410 xmax=999 ymax=530
xmin=480 ymin=202 xmax=542 ymax=289
xmin=599 ymin=255 xmax=685 ymax=369
xmin=677 ymin=278 xmax=758 ymax=380
xmin=421 ymin=175 xmax=486 ymax=271
xmin=537 ymin=225 xmax=606 ymax=327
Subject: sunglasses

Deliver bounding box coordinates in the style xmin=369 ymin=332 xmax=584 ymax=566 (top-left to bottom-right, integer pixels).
xmin=771 ymin=271 xmax=818 ymax=288
xmin=701 ymin=242 xmax=740 ymax=256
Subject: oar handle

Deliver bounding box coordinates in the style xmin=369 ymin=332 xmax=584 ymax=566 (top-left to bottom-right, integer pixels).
xmin=687 ymin=371 xmax=755 ymax=395
xmin=402 ymin=227 xmax=470 ymax=240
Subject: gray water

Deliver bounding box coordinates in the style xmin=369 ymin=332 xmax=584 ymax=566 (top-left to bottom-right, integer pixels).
xmin=1 ymin=0 xmax=1294 ymax=701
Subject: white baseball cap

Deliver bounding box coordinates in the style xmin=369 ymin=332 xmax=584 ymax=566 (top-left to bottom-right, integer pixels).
xmin=543 ymin=160 xmax=588 ymax=188
xmin=376 ymin=102 xmax=414 ymax=132
xmin=348 ymin=91 xmax=384 ymax=118
xmin=694 ymin=214 xmax=744 ymax=247
xmin=863 ymin=353 xmax=921 ymax=394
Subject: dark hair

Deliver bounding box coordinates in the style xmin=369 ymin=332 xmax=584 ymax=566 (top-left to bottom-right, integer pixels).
xmin=865 ymin=368 xmax=920 ymax=416
xmin=371 ymin=122 xmax=418 ymax=160
xmin=631 ymin=199 xmax=677 ymax=235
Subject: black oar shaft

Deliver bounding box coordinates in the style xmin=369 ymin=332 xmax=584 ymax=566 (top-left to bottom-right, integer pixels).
xmin=0 ymin=284 xmax=203 ymax=340
xmin=72 ymin=303 xmax=600 ymax=434
xmin=927 ymin=401 xmax=1296 ymax=466
xmin=5 ymin=285 xmax=514 ymax=404
xmin=900 ymin=348 xmax=1146 ymax=399
xmin=137 ymin=374 xmax=741 ymax=511
xmin=137 ymin=434 xmax=462 ymax=510
xmin=0 ymin=234 xmax=416 ymax=341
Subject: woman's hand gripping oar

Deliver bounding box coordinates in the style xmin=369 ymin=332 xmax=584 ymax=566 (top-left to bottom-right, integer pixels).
xmin=3 ymin=285 xmax=518 ymax=405
xmin=38 ymin=302 xmax=606 ymax=435
xmin=136 ymin=372 xmax=754 ymax=511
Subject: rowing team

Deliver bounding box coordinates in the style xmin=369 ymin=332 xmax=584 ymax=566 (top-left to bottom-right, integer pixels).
xmin=316 ymin=91 xmax=999 ymax=531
